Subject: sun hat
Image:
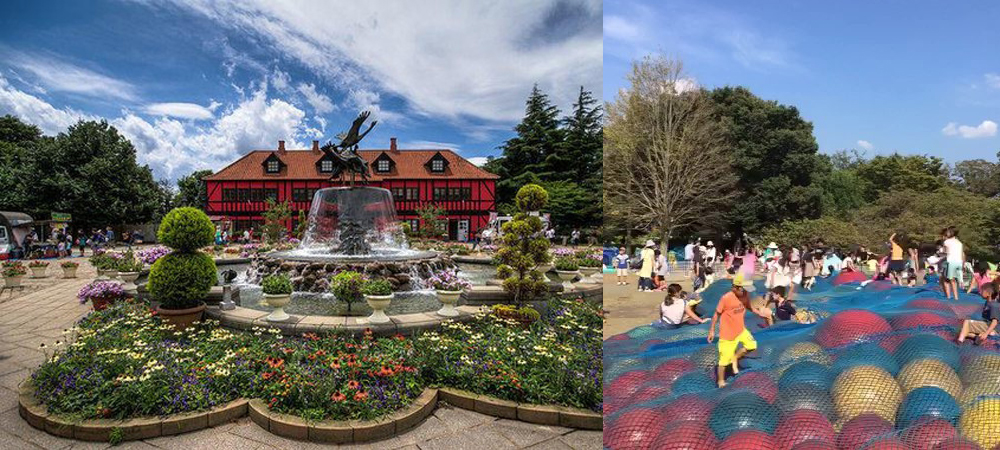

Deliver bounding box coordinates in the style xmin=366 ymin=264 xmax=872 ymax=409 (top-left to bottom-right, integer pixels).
xmin=732 ymin=273 xmax=755 ymax=292
xmin=767 ymin=242 xmax=778 ymax=249
xmin=645 ymin=240 xmax=655 ymax=248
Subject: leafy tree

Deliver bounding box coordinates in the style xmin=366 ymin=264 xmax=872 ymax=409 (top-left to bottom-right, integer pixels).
xmin=540 ymin=180 xmax=593 ymax=229
xmin=174 ymin=169 xmax=214 ymax=209
xmin=261 ymin=198 xmax=292 ymax=243
xmin=852 ymin=153 xmax=949 ymax=201
xmin=816 ymin=169 xmax=868 ymax=219
xmin=707 ymin=86 xmax=826 ymax=235
xmin=953 ymin=158 xmax=1000 ymax=198
xmin=416 ymin=203 xmax=446 ymax=239
xmin=604 ymin=56 xmax=737 ymax=252
xmin=760 ymin=216 xmax=866 ymax=251
xmin=495 ymin=184 xmax=551 ymax=305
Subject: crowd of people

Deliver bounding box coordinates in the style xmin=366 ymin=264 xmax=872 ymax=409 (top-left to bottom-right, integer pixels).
xmin=16 ymin=226 xmax=147 ymax=259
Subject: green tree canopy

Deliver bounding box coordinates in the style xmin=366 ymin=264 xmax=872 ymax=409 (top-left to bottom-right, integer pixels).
xmin=174 ymin=169 xmax=214 ymax=209
xmin=953 ymin=157 xmax=1000 ymax=198
xmin=853 ymin=153 xmax=949 ymax=201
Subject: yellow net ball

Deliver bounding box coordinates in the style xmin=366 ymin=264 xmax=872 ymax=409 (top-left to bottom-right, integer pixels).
xmin=959 ymin=382 xmax=1000 ymax=408
xmin=896 ymin=358 xmax=962 ymax=399
xmin=776 ymin=342 xmax=831 ymax=376
xmin=960 ymin=397 xmax=1000 ymax=449
xmin=832 ymin=365 xmax=902 ymax=423
xmin=961 ymin=353 xmax=1000 ymax=386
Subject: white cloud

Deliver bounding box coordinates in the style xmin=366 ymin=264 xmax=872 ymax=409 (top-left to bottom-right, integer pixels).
xmin=856 ymin=140 xmax=873 ymax=150
xmin=986 ymin=73 xmax=1000 ymax=90
xmin=403 ymin=140 xmax=462 ymax=151
xmin=673 ymin=78 xmax=698 ymax=94
xmin=942 ymin=120 xmax=997 ymax=139
xmin=467 ymin=156 xmax=489 ymax=167
xmin=270 ymin=68 xmax=292 ymax=92
xmin=151 ymin=1 xmax=601 ymax=124
xmin=3 ymin=51 xmax=138 ymax=101
xmin=296 ymin=83 xmax=334 ymax=114
xmin=0 ymin=75 xmax=92 ymax=134
xmin=604 ymin=15 xmax=641 ymax=42
xmin=144 ymin=102 xmax=215 ymax=120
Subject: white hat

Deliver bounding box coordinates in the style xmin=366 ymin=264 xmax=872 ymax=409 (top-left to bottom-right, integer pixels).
xmin=768 ymin=242 xmax=778 ymax=249
xmin=645 ymin=240 xmax=655 ymax=248
xmin=707 ymin=240 xmax=714 ymax=246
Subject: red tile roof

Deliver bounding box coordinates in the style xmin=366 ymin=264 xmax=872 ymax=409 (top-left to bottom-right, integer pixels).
xmin=204 ymin=148 xmax=498 ymax=181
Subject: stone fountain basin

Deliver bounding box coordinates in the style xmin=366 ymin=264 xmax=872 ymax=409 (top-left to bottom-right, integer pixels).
xmin=249 ymin=251 xmax=456 ymax=293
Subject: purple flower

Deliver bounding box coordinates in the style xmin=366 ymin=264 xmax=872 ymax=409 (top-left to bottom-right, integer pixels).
xmin=77 ymin=281 xmax=124 ymax=304
xmin=426 ymin=269 xmax=471 ymax=291
xmin=136 ymin=246 xmax=171 ymax=265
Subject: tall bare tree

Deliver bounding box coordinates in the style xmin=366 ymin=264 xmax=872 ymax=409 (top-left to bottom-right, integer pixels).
xmin=604 ymin=55 xmax=736 ymax=252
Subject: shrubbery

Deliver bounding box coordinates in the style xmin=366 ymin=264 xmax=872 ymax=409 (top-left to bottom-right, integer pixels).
xmin=157 ymin=207 xmax=214 ymax=252
xmin=146 ymin=252 xmax=216 ymax=309
xmin=261 ymin=274 xmax=293 ymax=296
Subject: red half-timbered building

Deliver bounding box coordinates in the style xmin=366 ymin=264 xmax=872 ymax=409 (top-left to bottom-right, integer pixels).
xmin=203 ymin=138 xmax=498 ymax=241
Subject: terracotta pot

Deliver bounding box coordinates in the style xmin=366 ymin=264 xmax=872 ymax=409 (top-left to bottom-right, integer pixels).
xmin=89 ymin=295 xmax=118 ymax=311
xmin=29 ymin=266 xmax=47 ymax=278
xmin=157 ymin=303 xmax=206 ymax=332
xmin=62 ymin=266 xmax=78 ymax=278
xmin=435 ymin=290 xmax=462 ymax=317
xmin=3 ymin=275 xmax=23 ymax=288
xmin=365 ymin=294 xmax=393 ymax=324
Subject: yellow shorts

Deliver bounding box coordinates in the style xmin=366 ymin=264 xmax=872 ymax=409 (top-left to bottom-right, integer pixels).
xmin=718 ymin=329 xmax=757 ymax=366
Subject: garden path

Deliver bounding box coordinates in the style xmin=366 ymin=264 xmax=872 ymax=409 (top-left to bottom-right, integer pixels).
xmin=0 ymin=259 xmax=599 ymax=449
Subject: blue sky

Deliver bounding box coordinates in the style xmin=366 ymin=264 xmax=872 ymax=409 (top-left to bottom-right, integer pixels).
xmin=0 ymin=0 xmax=601 ymax=181
xmin=604 ymin=0 xmax=1000 ymax=162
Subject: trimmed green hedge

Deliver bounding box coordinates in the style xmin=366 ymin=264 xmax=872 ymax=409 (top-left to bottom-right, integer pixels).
xmin=147 ymin=252 xmax=217 ymax=309
xmin=157 ymin=207 xmax=214 ymax=252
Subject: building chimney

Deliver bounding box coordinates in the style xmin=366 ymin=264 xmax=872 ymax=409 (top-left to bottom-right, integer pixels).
xmin=390 ymin=137 xmax=398 ymax=152
xmin=277 ymin=140 xmax=286 ymax=154
xmin=312 ymin=140 xmax=320 ymax=153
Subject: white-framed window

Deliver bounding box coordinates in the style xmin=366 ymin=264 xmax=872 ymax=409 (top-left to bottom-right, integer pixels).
xmin=431 ymin=159 xmax=444 ymax=172
xmin=320 ymin=160 xmax=333 ymax=172
xmin=266 ymin=160 xmax=280 ymax=173
xmin=377 ymin=160 xmax=390 ymax=172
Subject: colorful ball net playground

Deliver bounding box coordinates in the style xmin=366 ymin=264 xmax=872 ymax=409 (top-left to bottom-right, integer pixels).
xmin=603 ymin=273 xmax=1000 ymax=450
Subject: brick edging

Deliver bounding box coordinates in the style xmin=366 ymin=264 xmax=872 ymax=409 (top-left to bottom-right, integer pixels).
xmin=437 ymin=387 xmax=601 ymax=430
xmin=17 ymin=381 xmax=247 ymax=442
xmin=247 ymin=388 xmax=438 ymax=443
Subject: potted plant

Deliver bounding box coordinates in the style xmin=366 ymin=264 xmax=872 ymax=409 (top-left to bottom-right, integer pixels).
xmin=2 ymin=262 xmax=27 ymax=287
xmin=427 ymin=270 xmax=471 ymax=317
xmin=115 ymin=255 xmax=144 ymax=294
xmin=331 ymin=271 xmax=366 ymax=315
xmin=554 ymin=256 xmax=580 ymax=290
xmin=27 ymin=260 xmax=49 ymax=278
xmin=577 ymin=253 xmax=603 ymax=281
xmin=147 ymin=207 xmax=218 ymax=332
xmin=77 ymin=280 xmax=125 ymax=311
xmin=261 ymin=274 xmax=293 ymax=322
xmin=60 ymin=261 xmax=79 ymax=279
xmin=362 ymin=278 xmax=394 ymax=324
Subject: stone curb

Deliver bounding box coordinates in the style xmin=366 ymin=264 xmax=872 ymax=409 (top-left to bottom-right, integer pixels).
xmin=437 ymin=387 xmax=601 ymax=430
xmin=18 ymin=381 xmax=248 ymax=442
xmin=248 ymin=388 xmax=439 ymax=443
xmin=206 ymin=305 xmax=480 ymax=337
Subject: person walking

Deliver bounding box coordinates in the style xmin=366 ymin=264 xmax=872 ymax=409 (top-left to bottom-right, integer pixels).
xmin=638 ymin=240 xmax=656 ymax=292
xmin=942 ymin=226 xmax=965 ymax=301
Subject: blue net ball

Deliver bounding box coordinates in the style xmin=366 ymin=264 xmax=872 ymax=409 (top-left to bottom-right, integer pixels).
xmin=896 ymin=386 xmax=960 ymax=429
xmin=893 ymin=334 xmax=960 ymax=371
xmin=832 ymin=342 xmax=899 ymax=377
xmin=671 ymin=371 xmax=716 ymax=396
xmin=709 ymin=391 xmax=779 ymax=439
xmin=779 ymin=360 xmax=834 ymax=391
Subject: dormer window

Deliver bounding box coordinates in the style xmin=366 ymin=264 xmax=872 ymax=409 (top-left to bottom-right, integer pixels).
xmin=377 ymin=160 xmax=390 ymax=172
xmin=321 ymin=160 xmax=333 ymax=172
xmin=373 ymin=152 xmax=395 ymax=174
xmin=262 ymin=153 xmax=285 ymax=175
xmin=425 ymin=151 xmax=449 ymax=173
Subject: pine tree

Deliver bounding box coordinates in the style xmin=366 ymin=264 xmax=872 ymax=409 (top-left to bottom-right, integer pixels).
xmin=492 ymin=85 xmax=564 ymax=210
xmin=549 ymin=86 xmax=602 ymax=183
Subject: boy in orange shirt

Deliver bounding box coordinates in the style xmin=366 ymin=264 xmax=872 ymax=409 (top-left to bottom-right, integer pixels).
xmin=708 ymin=273 xmax=757 ymax=388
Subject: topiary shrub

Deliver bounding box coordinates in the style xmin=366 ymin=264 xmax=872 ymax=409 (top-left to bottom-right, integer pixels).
xmin=147 ymin=252 xmax=217 ymax=310
xmin=361 ymin=278 xmax=393 ymax=296
xmin=515 ymin=183 xmax=548 ymax=212
xmin=496 ymin=184 xmax=551 ymax=305
xmin=261 ymin=274 xmax=293 ymax=295
xmin=157 ymin=207 xmax=215 ymax=252
xmin=331 ymin=271 xmax=366 ymax=312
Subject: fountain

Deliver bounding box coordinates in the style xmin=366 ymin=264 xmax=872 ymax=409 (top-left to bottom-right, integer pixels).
xmin=246 ymin=112 xmax=455 ymax=294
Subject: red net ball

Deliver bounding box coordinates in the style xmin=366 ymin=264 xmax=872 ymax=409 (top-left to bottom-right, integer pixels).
xmin=904 ymin=298 xmax=953 ymax=314
xmin=652 ymin=358 xmax=697 ymax=389
xmin=774 ymin=409 xmax=835 ymax=450
xmin=890 ymin=311 xmax=960 ymax=331
xmin=719 ymin=429 xmax=778 ymax=450
xmin=656 ymin=393 xmax=715 ymax=423
xmin=730 ymin=371 xmax=779 ymax=404
xmin=900 ymin=418 xmax=957 ymax=450
xmin=606 ymin=369 xmax=648 ymax=402
xmin=814 ymin=309 xmax=892 ymax=349
xmin=651 ymin=420 xmax=718 ymax=450
xmin=836 ymin=413 xmax=894 ymax=450
xmin=604 ymin=408 xmax=661 ymax=450
xmin=832 ymin=270 xmax=868 ymax=285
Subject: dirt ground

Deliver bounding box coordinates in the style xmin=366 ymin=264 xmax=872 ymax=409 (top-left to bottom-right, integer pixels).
xmin=602 ymin=272 xmax=694 ymax=339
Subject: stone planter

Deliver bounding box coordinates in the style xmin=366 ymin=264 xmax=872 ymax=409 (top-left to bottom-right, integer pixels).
xmin=263 ymin=293 xmax=292 ymax=322
xmin=97 ymin=269 xmax=118 ymax=281
xmin=578 ymin=266 xmax=600 ymax=284
xmin=3 ymin=275 xmax=23 ymax=288
xmin=29 ymin=266 xmax=47 ymax=278
xmin=365 ymin=294 xmax=393 ymax=324
xmin=435 ymin=290 xmax=462 ymax=317
xmin=555 ymin=270 xmax=578 ymax=291
xmin=157 ymin=303 xmax=206 ymax=332
xmin=119 ymin=272 xmax=140 ymax=294
xmin=61 ymin=266 xmax=78 ymax=279
xmin=538 ymin=263 xmax=554 ymax=283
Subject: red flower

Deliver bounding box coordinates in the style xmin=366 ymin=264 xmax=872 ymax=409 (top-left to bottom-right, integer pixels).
xmin=353 ymin=391 xmax=368 ymax=401
xmin=262 ymin=372 xmax=274 ymax=380
xmin=347 ymin=380 xmax=360 ymax=390
xmin=393 ymin=333 xmax=406 ymax=341
xmin=330 ymin=392 xmax=346 ymax=402
xmin=307 ymin=353 xmax=317 ymax=361
xmin=268 ymin=397 xmax=278 ymax=408
xmin=281 ymin=347 xmax=294 ymax=355
xmin=330 ymin=361 xmax=341 ymax=370
xmin=265 ymin=357 xmax=284 ymax=369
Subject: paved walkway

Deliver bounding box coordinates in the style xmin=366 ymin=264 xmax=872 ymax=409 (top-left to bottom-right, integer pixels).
xmin=0 ymin=260 xmax=599 ymax=449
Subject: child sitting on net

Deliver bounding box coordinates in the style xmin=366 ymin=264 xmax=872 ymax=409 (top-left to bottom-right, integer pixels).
xmin=752 ymin=286 xmax=796 ymax=327
xmin=958 ymin=283 xmax=999 ymax=345
xmin=656 ymin=283 xmax=707 ymax=329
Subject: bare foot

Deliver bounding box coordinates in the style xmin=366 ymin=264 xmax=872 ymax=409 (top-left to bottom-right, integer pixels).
xmin=717 ymin=381 xmax=726 ymax=388
xmin=731 ymin=363 xmax=739 ymax=375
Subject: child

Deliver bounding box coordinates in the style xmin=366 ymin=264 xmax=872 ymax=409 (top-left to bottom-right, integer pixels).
xmin=958 ymin=283 xmax=999 ymax=344
xmin=906 ymin=268 xmax=916 ymax=287
xmin=692 ymin=260 xmax=707 ymax=292
xmin=942 ymin=226 xmax=964 ymax=301
xmin=967 ymin=262 xmax=993 ymax=294
xmin=702 ymin=267 xmax=715 ymax=291
xmin=754 ymin=286 xmax=796 ymax=327
xmin=708 ymin=273 xmax=757 ymax=388
xmin=613 ymin=247 xmax=630 ymax=285
xmin=658 ymin=284 xmax=708 ymax=328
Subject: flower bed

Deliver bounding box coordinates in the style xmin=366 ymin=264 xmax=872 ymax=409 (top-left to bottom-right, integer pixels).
xmin=414 ymin=298 xmax=602 ymax=412
xmin=31 ymin=302 xmax=423 ymax=423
